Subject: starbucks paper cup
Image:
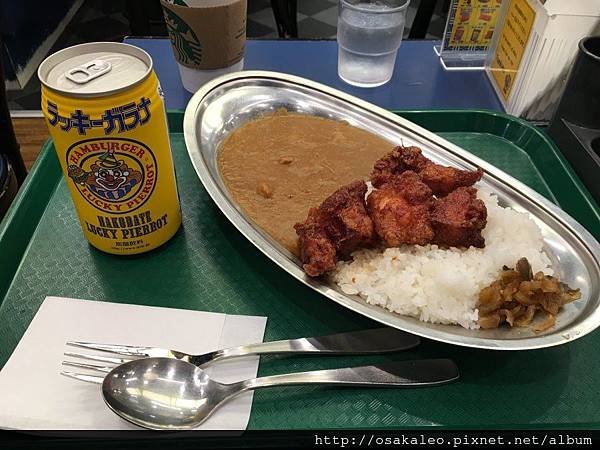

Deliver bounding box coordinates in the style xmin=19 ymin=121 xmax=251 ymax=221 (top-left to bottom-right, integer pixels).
xmin=160 ymin=0 xmax=247 ymax=93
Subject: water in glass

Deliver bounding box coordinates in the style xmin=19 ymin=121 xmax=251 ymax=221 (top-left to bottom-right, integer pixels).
xmin=337 ymin=1 xmax=409 ymax=87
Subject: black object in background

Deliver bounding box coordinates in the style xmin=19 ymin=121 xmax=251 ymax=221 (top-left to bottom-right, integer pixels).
xmin=409 ymin=0 xmax=450 ymax=39
xmin=126 ymin=0 xmax=168 ymax=36
xmin=0 ymin=36 xmax=26 ymax=185
xmin=271 ymin=0 xmax=298 ymax=38
xmin=0 ymin=154 xmax=19 ymax=221
xmin=548 ymin=36 xmax=600 ymax=203
xmin=0 ymin=0 xmax=75 ymax=87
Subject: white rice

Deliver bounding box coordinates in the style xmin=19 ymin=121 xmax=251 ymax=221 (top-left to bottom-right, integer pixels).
xmin=331 ymin=188 xmax=552 ymax=329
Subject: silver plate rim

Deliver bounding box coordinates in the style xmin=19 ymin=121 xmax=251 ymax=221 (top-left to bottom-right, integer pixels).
xmin=183 ymin=70 xmax=600 ymax=351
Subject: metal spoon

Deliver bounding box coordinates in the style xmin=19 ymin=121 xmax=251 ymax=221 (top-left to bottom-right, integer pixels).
xmin=99 ymin=357 xmax=459 ymax=430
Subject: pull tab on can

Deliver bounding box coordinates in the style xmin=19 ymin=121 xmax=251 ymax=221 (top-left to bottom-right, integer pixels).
xmin=65 ymin=59 xmax=112 ymax=84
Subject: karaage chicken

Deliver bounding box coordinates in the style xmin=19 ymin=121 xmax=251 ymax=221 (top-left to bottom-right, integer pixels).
xmin=295 ymin=146 xmax=489 ymax=277
xmin=294 ymin=180 xmax=375 ymax=276
xmin=366 ymin=171 xmax=434 ymax=247
xmin=431 ymin=186 xmax=487 ymax=248
xmin=293 ymin=208 xmax=337 ymax=277
xmin=372 ymin=146 xmax=483 ymax=196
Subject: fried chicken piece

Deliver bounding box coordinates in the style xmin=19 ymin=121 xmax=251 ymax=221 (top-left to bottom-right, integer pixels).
xmin=293 ymin=208 xmax=337 ymax=277
xmin=371 ymin=146 xmax=429 ymax=188
xmin=319 ymin=181 xmax=375 ymax=257
xmin=431 ymin=187 xmax=487 ymax=248
xmin=372 ymin=146 xmax=483 ymax=196
xmin=419 ymin=165 xmax=484 ymax=197
xmin=367 ymin=171 xmax=434 ymax=247
xmin=294 ymin=181 xmax=375 ymax=277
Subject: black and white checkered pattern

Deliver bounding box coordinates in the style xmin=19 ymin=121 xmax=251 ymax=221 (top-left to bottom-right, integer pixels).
xmin=247 ymin=0 xmax=447 ymax=40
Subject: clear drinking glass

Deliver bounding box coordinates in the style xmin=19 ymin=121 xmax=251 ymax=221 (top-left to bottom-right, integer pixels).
xmin=337 ymin=0 xmax=410 ymax=87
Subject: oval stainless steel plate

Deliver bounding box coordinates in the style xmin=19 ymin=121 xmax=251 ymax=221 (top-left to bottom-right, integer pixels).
xmin=183 ymin=70 xmax=600 ymax=350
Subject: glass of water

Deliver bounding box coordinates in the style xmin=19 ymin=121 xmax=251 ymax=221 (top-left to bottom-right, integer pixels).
xmin=337 ymin=0 xmax=410 ymax=87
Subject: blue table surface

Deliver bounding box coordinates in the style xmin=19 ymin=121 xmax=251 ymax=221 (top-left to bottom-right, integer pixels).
xmin=124 ymin=38 xmax=503 ymax=112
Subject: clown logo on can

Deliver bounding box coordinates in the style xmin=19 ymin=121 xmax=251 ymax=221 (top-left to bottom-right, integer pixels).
xmin=66 ymin=137 xmax=157 ymax=214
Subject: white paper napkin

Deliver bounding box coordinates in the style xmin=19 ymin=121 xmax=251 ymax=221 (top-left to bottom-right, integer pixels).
xmin=0 ymin=296 xmax=267 ymax=430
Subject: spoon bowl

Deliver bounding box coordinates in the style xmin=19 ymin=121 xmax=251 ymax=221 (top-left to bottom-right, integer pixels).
xmin=102 ymin=357 xmax=459 ymax=430
xmin=102 ymin=357 xmax=230 ymax=429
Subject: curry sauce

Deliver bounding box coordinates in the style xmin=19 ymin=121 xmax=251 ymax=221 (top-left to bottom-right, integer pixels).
xmin=218 ymin=112 xmax=394 ymax=254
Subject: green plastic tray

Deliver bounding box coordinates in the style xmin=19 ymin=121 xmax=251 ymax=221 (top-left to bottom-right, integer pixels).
xmin=1 ymin=110 xmax=599 ymax=430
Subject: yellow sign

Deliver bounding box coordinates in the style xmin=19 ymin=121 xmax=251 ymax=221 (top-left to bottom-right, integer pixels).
xmin=490 ymin=0 xmax=536 ymax=101
xmin=445 ymin=0 xmax=503 ymax=51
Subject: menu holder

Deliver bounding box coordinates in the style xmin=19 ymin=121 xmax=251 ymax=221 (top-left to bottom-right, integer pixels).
xmin=485 ymin=0 xmax=600 ymax=122
xmin=435 ymin=0 xmax=503 ymax=71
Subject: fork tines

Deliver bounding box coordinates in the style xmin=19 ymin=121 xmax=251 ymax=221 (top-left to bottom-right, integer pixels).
xmin=66 ymin=341 xmax=155 ymax=357
xmin=61 ymin=342 xmax=141 ymax=384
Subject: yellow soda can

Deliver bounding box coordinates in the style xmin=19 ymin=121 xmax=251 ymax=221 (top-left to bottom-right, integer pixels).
xmin=38 ymin=42 xmax=182 ymax=255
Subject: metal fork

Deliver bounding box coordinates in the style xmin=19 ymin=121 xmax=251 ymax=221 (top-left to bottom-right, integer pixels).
xmin=62 ymin=328 xmax=420 ymax=376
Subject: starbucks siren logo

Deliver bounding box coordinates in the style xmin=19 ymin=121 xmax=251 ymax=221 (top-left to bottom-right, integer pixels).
xmin=163 ymin=5 xmax=203 ymax=66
